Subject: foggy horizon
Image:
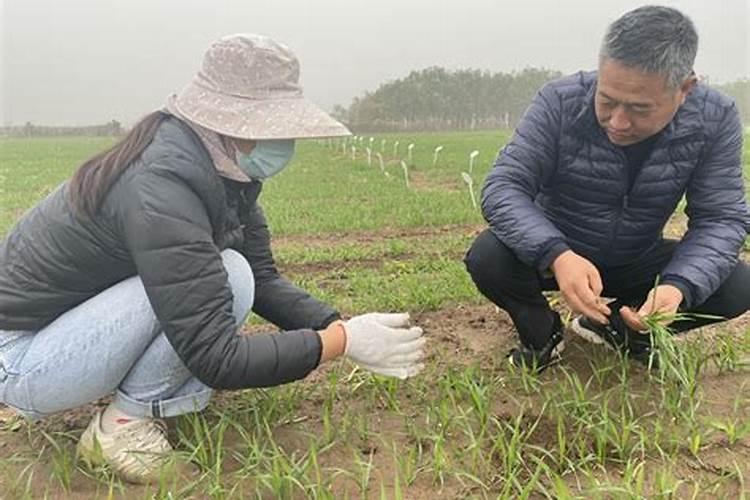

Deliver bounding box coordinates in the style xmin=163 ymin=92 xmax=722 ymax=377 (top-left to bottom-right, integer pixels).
xmin=1 ymin=0 xmax=748 ymax=127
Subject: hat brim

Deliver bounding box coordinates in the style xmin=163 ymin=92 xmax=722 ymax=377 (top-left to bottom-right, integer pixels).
xmin=173 ymin=84 xmax=351 ymax=140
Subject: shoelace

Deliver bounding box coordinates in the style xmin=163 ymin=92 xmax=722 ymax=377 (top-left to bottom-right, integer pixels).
xmin=123 ymin=419 xmax=169 ymax=450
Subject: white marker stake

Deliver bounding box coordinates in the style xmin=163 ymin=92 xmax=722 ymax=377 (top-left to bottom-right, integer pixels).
xmin=433 ymin=145 xmax=444 ymax=167
xmin=381 ymin=138 xmax=386 ymax=152
xmin=400 ymin=160 xmax=410 ymax=190
xmin=393 ymin=141 xmax=400 ymax=155
xmin=408 ymin=143 xmax=415 ymax=164
xmin=461 ymin=172 xmax=477 ymax=210
xmin=369 ymin=137 xmax=375 ymax=150
xmin=351 ymin=146 xmax=357 ymax=161
xmin=376 ymin=152 xmax=385 ymax=172
xmin=366 ymin=147 xmax=372 ymax=166
xmin=469 ymin=150 xmax=480 ymax=174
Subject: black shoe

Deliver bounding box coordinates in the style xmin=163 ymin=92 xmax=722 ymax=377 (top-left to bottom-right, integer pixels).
xmin=508 ymin=316 xmax=565 ymax=373
xmin=571 ymin=310 xmax=658 ymax=368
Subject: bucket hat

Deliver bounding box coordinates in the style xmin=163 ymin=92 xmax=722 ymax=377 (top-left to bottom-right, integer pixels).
xmin=170 ymin=34 xmax=350 ymax=139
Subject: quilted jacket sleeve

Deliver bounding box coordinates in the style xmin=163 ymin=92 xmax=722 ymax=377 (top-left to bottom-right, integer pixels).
xmin=661 ymin=103 xmax=749 ymax=308
xmin=241 ymin=201 xmax=341 ymax=330
xmin=118 ymin=163 xmax=322 ymax=390
xmin=481 ymin=84 xmax=570 ymax=271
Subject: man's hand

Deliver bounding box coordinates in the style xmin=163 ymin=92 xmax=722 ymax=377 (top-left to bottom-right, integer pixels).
xmin=551 ymin=250 xmax=610 ymax=324
xmin=620 ymin=284 xmax=683 ymax=331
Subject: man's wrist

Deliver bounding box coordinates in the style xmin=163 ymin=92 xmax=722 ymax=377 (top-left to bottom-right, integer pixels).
xmin=660 ymin=276 xmax=693 ymax=309
xmin=539 ymin=241 xmax=570 ymax=273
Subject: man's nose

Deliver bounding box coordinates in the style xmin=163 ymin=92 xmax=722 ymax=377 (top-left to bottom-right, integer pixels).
xmin=609 ymin=107 xmax=631 ymax=130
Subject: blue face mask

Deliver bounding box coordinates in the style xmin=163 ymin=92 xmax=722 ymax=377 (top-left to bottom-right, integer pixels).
xmin=235 ymin=139 xmax=296 ymax=180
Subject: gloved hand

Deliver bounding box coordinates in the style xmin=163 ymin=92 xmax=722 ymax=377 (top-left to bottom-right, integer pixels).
xmin=343 ymin=313 xmax=426 ymax=379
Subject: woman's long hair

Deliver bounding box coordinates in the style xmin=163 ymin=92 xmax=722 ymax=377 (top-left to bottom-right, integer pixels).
xmin=68 ymin=111 xmax=168 ymax=215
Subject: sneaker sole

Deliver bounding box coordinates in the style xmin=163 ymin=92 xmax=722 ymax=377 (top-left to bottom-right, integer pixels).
xmin=551 ymin=339 xmax=566 ymax=357
xmin=507 ymin=339 xmax=566 ymax=369
xmin=570 ymin=317 xmax=612 ymax=349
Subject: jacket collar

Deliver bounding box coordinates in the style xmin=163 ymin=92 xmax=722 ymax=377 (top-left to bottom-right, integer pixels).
xmin=570 ymin=72 xmax=705 ymax=144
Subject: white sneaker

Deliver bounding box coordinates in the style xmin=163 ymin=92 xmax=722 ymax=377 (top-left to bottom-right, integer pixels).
xmin=77 ymin=410 xmax=173 ymax=484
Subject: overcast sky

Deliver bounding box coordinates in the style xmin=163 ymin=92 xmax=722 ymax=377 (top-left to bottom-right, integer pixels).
xmin=1 ymin=0 xmax=748 ymax=126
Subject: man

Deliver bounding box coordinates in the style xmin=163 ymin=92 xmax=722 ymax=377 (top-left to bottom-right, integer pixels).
xmin=465 ymin=5 xmax=750 ymax=371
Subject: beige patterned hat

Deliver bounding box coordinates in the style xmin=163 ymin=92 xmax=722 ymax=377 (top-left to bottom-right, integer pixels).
xmin=170 ymin=34 xmax=351 ymax=140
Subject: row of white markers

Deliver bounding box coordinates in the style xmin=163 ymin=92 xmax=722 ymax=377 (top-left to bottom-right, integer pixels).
xmin=335 ymin=135 xmax=481 ymax=173
xmin=323 ymin=136 xmax=481 ymax=210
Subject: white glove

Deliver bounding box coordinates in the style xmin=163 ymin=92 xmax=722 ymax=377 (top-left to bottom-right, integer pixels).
xmin=343 ymin=313 xmax=426 ymax=379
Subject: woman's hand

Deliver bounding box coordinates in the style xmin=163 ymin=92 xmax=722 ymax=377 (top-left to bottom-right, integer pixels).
xmin=343 ymin=313 xmax=426 ymax=379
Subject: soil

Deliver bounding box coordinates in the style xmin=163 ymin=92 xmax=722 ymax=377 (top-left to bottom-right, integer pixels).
xmin=408 ymin=171 xmax=463 ymax=193
xmin=2 ymin=301 xmax=747 ymax=498
xmin=1 ymin=214 xmax=748 ymax=497
xmin=273 ymin=223 xmax=484 ymax=248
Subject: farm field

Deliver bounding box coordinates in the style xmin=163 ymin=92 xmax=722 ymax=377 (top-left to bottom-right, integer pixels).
xmin=0 ymin=130 xmax=749 ymax=499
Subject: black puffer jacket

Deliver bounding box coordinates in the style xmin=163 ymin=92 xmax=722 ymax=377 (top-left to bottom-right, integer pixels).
xmin=482 ymin=72 xmax=749 ymax=308
xmin=0 ymin=117 xmax=339 ymax=389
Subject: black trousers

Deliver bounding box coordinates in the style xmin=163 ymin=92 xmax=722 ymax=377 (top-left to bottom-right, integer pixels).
xmin=464 ymin=229 xmax=750 ymax=349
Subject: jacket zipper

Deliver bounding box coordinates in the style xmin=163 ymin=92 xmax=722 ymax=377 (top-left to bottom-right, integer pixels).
xmin=603 ymin=146 xmax=630 ymax=258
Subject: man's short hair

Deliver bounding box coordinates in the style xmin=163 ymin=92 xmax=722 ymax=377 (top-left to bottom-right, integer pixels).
xmin=600 ymin=5 xmax=698 ymax=89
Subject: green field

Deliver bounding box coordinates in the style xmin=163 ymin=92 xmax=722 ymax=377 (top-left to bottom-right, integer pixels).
xmin=0 ymin=131 xmax=749 ymax=499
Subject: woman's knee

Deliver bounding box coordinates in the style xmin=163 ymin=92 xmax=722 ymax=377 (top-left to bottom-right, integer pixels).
xmin=220 ymin=249 xmax=255 ymax=320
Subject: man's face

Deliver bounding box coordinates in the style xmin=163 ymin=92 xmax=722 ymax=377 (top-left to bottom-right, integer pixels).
xmin=595 ymin=58 xmax=695 ymax=146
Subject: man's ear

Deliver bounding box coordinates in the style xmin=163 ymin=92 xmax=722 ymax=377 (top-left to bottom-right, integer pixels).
xmin=678 ymin=72 xmax=698 ymax=104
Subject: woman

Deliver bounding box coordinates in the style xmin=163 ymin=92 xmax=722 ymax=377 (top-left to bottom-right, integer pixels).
xmin=0 ymin=34 xmax=425 ymax=484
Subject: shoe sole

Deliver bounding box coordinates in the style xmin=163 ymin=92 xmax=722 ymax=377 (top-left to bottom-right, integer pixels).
xmin=507 ymin=339 xmax=566 ymax=370
xmin=551 ymin=339 xmax=566 ymax=358
xmin=570 ymin=317 xmax=659 ymax=368
xmin=570 ymin=317 xmax=612 ymax=349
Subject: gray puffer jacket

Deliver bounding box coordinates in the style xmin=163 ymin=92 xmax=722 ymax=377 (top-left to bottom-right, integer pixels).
xmin=482 ymin=71 xmax=749 ymax=308
xmin=0 ymin=116 xmax=339 ymax=389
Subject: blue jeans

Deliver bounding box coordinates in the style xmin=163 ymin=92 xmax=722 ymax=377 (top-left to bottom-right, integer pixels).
xmin=0 ymin=249 xmax=254 ymax=421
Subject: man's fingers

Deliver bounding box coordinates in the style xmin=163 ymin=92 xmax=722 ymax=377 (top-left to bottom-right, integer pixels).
xmin=620 ymin=306 xmax=647 ymax=331
xmin=584 ymin=309 xmax=609 ymax=325
xmin=596 ymin=300 xmax=611 ymax=317
xmin=577 ymin=287 xmax=610 ymax=324
xmin=564 ymin=290 xmax=607 ymax=325
xmin=588 ymin=269 xmax=603 ymax=297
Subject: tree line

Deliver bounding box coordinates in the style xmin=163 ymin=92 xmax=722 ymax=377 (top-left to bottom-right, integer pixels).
xmin=0 ymin=120 xmax=124 ymax=137
xmin=333 ymin=66 xmax=562 ymax=133
xmin=334 ymin=67 xmax=750 ymax=133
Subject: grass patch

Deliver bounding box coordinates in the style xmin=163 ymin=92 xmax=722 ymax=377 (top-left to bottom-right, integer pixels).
xmin=0 ymin=131 xmax=748 ymax=498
